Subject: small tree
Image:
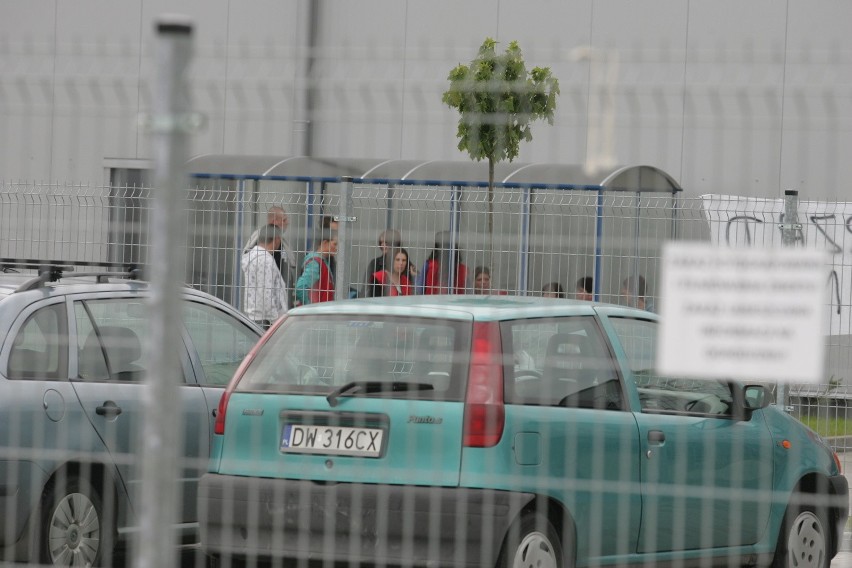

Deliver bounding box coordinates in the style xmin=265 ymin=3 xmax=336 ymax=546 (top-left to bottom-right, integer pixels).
xmin=442 ymin=37 xmax=559 ymax=256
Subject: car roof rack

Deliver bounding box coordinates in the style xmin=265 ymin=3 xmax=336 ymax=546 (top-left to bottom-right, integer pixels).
xmin=0 ymin=258 xmax=143 ymax=292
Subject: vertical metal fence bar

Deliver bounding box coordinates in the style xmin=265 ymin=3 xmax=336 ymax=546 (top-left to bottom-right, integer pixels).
xmin=778 ymin=189 xmax=802 ymax=413
xmin=336 ymin=176 xmax=352 ymax=301
xmin=134 ymin=15 xmax=193 ymax=568
xmin=516 ymin=186 xmax=532 ymax=295
xmin=232 ymin=178 xmax=246 ymax=309
xmin=629 ymin=190 xmax=642 ymax=303
xmin=670 ymin=188 xmax=680 ymax=242
xmin=386 ymin=183 xmax=395 ymax=230
xmin=306 ymin=180 xmax=318 ymax=252
xmin=448 ymin=184 xmax=462 ymax=290
xmin=593 ymin=188 xmax=604 ymax=301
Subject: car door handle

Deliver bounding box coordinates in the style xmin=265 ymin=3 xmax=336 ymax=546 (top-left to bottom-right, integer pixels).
xmin=96 ymin=402 xmax=122 ymax=417
xmin=647 ymin=430 xmax=666 ymax=444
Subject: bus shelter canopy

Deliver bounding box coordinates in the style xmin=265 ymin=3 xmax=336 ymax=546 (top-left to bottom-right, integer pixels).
xmin=186 ymin=155 xmax=682 ymax=193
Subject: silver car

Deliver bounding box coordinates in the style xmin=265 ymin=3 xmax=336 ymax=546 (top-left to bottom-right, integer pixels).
xmin=0 ymin=259 xmax=261 ymax=567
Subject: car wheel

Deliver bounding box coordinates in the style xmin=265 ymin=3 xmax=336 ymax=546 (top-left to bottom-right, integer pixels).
xmin=38 ymin=475 xmax=115 ymax=567
xmin=498 ymin=512 xmax=565 ymax=568
xmin=772 ymin=502 xmax=829 ymax=568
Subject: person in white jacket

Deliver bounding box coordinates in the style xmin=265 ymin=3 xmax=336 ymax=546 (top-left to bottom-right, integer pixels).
xmin=244 ymin=206 xmax=298 ymax=307
xmin=242 ymin=225 xmax=288 ymax=328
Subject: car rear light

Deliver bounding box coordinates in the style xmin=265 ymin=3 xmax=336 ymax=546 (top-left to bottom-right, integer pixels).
xmin=833 ymin=451 xmax=842 ymax=474
xmin=213 ymin=325 xmax=273 ymax=436
xmin=464 ymin=322 xmax=505 ymax=447
xmin=213 ymin=390 xmax=231 ymax=435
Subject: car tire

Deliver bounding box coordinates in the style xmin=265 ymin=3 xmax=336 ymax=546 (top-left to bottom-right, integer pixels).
xmin=498 ymin=512 xmax=565 ymax=568
xmin=37 ymin=475 xmax=116 ymax=567
xmin=772 ymin=501 xmax=830 ymax=568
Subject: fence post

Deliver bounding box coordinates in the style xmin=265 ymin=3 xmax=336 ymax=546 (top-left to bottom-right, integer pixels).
xmin=778 ymin=189 xmax=801 ymax=413
xmin=232 ymin=178 xmax=246 ymax=309
xmin=336 ymin=176 xmax=353 ymax=300
xmin=593 ymin=188 xmax=604 ymax=301
xmin=516 ymin=186 xmax=532 ymax=295
xmin=448 ymin=185 xmax=462 ymax=290
xmin=134 ymin=14 xmax=194 ymax=568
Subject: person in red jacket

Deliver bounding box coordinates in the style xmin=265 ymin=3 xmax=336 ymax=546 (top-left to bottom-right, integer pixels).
xmin=295 ymin=228 xmax=337 ymax=304
xmin=368 ymin=247 xmax=414 ymax=297
xmin=420 ymin=231 xmax=468 ymax=295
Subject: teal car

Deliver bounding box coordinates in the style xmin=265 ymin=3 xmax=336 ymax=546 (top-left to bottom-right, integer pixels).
xmin=199 ymin=296 xmax=848 ymax=568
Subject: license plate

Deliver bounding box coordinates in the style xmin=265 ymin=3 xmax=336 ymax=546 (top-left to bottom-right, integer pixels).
xmin=280 ymin=424 xmax=384 ymax=458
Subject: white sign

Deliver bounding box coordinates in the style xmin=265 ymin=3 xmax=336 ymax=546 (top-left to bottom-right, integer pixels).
xmin=701 ymin=194 xmax=851 ymax=336
xmin=657 ymin=242 xmax=828 ymax=383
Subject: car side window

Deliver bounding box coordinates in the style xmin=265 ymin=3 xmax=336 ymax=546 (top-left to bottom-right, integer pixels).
xmin=608 ymin=317 xmax=734 ymax=416
xmin=75 ymin=299 xmax=149 ymax=382
xmin=182 ymin=301 xmax=259 ymax=386
xmin=7 ymin=302 xmax=68 ymax=380
xmin=503 ymin=317 xmax=624 ymax=410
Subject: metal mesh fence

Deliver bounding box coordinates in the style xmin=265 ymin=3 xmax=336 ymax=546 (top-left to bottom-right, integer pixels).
xmin=1 ymin=190 xmax=851 ymax=562
xmin=3 ymin=180 xmax=851 ymax=436
xmin=2 ymin=4 xmax=852 ymax=565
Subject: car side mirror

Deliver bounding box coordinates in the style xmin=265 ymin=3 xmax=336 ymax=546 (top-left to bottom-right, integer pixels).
xmin=743 ymin=384 xmax=771 ymax=411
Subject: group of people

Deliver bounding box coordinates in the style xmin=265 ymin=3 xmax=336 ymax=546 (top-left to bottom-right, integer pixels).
xmin=539 ymin=276 xmax=594 ymax=301
xmin=365 ymin=230 xmax=469 ymax=297
xmin=240 ymin=216 xmax=493 ymax=329
xmin=538 ymin=274 xmax=654 ymax=311
xmin=240 ymin=206 xmax=655 ymax=329
xmin=240 ymin=207 xmax=338 ymax=328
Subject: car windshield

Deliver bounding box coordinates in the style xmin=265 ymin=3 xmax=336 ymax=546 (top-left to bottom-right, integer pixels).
xmin=236 ymin=315 xmax=471 ymax=401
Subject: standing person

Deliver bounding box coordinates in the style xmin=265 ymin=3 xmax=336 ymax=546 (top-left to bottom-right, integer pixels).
xmin=575 ymin=276 xmax=594 ymax=302
xmin=241 ymin=225 xmax=288 ymax=329
xmin=621 ymin=275 xmax=655 ymax=313
xmin=244 ymin=206 xmax=298 ymax=307
xmin=368 ymin=248 xmax=414 ymax=297
xmin=363 ymin=229 xmax=417 ymax=296
xmin=541 ymin=282 xmax=566 ymax=299
xmin=295 ymin=228 xmax=338 ymax=305
xmin=419 ymin=231 xmax=468 ymax=295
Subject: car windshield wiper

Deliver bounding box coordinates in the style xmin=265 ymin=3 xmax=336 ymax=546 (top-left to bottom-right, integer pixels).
xmin=326 ymin=380 xmax=434 ymax=407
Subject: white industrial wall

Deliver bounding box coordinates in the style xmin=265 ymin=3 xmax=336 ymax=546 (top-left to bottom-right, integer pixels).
xmin=1 ymin=0 xmax=850 ymax=199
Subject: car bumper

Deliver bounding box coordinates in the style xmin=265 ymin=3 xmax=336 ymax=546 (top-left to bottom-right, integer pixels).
xmin=198 ymin=473 xmax=535 ymax=567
